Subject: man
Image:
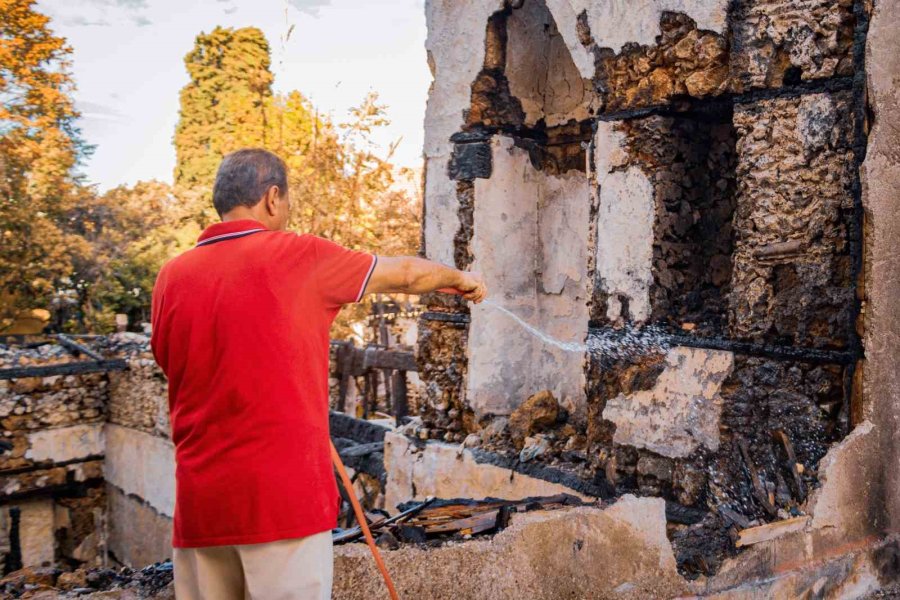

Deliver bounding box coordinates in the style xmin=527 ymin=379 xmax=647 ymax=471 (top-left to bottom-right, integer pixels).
xmin=150 ymin=149 xmax=486 ymax=599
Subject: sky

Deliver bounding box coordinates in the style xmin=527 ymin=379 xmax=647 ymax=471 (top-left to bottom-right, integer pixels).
xmin=36 ymin=0 xmax=431 ymax=192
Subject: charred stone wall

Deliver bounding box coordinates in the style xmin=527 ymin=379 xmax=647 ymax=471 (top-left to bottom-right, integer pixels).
xmin=104 ymin=343 xmax=174 ymax=569
xmin=0 ymin=335 xmax=175 ymax=571
xmin=0 ymin=345 xmax=107 ymax=570
xmin=419 ymin=0 xmax=869 ymax=579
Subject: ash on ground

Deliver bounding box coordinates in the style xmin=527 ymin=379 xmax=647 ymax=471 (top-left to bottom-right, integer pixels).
xmin=0 ymin=562 xmax=173 ymax=599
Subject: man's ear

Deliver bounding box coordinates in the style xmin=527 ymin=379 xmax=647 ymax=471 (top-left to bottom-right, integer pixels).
xmin=264 ymin=186 xmax=280 ymax=216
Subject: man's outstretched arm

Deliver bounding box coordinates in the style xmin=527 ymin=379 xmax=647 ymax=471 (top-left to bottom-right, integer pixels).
xmin=364 ymin=257 xmax=487 ymax=303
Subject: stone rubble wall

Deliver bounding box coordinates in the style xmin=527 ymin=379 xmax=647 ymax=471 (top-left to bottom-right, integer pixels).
xmin=0 ymin=343 xmax=110 ymax=569
xmin=0 ymin=335 xmax=174 ymax=570
xmin=102 ymin=339 xmax=174 ymax=567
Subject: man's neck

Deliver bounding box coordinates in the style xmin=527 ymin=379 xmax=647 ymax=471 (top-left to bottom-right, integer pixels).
xmin=221 ymin=208 xmax=269 ymax=227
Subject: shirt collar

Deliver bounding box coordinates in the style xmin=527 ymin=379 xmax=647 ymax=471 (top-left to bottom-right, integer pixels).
xmin=197 ymin=220 xmax=269 ymax=247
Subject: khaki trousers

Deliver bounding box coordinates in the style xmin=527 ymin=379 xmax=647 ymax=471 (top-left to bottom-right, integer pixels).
xmin=173 ymin=531 xmax=333 ymax=600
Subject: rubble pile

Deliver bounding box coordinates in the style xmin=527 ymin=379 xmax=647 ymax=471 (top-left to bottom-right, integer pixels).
xmin=334 ymin=493 xmax=588 ymax=549
xmin=0 ymin=562 xmax=173 ymax=599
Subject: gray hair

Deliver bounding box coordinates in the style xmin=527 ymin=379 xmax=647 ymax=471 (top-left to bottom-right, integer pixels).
xmin=212 ymin=149 xmax=287 ymax=216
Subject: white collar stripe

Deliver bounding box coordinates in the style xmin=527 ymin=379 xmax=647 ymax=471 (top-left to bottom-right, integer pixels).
xmin=355 ymin=255 xmax=379 ymax=302
xmin=196 ymin=229 xmax=266 ymax=247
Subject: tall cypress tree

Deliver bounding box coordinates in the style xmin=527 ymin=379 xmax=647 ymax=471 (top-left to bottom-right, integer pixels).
xmin=173 ymin=26 xmax=274 ymax=189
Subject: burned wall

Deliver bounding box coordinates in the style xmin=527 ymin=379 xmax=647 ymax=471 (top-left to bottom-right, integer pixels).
xmin=863 ymin=0 xmax=900 ymax=536
xmin=103 ymin=340 xmax=174 ymax=568
xmin=0 ymin=335 xmax=174 ymax=571
xmin=419 ymin=0 xmax=874 ymax=583
xmin=0 ymin=345 xmax=107 ymax=571
xmin=421 ymin=0 xmax=597 ymax=433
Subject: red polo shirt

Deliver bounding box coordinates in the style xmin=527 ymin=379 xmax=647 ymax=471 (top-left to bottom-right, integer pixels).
xmin=150 ymin=219 xmax=376 ymax=548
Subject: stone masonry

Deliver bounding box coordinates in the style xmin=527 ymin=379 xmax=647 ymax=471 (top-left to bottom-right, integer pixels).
xmin=0 ymin=335 xmax=174 ymax=571
xmin=416 ymin=0 xmax=883 ymax=582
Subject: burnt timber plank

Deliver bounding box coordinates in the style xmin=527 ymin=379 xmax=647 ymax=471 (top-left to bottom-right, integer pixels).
xmin=0 ymin=359 xmax=127 ymax=380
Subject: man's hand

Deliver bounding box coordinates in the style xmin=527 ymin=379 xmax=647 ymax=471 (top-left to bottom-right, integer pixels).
xmin=364 ymin=256 xmax=488 ymax=303
xmin=438 ymin=272 xmax=487 ymax=304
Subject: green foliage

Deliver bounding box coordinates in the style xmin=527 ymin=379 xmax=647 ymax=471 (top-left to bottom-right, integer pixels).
xmin=174 ymin=26 xmax=274 ymax=189
xmin=70 ymin=181 xmax=202 ymax=332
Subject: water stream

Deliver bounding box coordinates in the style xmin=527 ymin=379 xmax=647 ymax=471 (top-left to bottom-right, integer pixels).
xmin=481 ymin=299 xmax=671 ymax=361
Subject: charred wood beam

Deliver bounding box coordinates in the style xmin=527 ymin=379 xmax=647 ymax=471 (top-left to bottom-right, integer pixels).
xmin=333 ymin=343 xmax=354 ymax=413
xmin=665 ymin=501 xmax=708 ymax=525
xmin=661 ymin=332 xmax=858 ymax=365
xmin=362 ymin=348 xmax=417 ymax=372
xmin=329 ymin=411 xmax=390 ymax=444
xmin=0 ymin=454 xmax=105 ymax=477
xmin=337 ymin=441 xmax=384 ymax=460
xmin=0 ymin=478 xmax=105 ymax=503
xmin=596 ymin=76 xmax=855 ymax=122
xmin=391 ymin=371 xmax=409 ymax=424
xmin=3 ymin=507 xmax=21 ymax=575
xmin=772 ymin=430 xmax=807 ymax=502
xmin=417 ymin=315 xmax=856 ymax=364
xmin=469 ymin=446 xmax=615 ymax=499
xmin=419 ymin=311 xmax=471 ymax=325
xmin=449 ymin=141 xmax=492 ymax=181
xmin=333 ymin=497 xmax=435 ymax=545
xmin=0 ymin=359 xmax=127 ymax=380
xmin=737 ymin=437 xmax=779 ymax=517
xmin=586 ymin=325 xmax=858 ymax=365
xmin=718 ymin=506 xmax=752 ymax=529
xmin=56 ymin=334 xmax=104 ymax=361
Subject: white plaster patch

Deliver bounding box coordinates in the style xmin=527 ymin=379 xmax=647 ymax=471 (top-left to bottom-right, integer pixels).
xmin=423 ymin=154 xmax=460 ymax=265
xmin=17 ymin=499 xmax=55 ymax=568
xmin=540 ymin=174 xmax=589 ymax=295
xmin=383 ymin=431 xmax=593 ymax=511
xmin=104 ymin=424 xmax=175 ymax=517
xmin=25 ymin=423 xmax=104 ymax=463
xmin=604 ymin=495 xmax=677 ymax=572
xmin=468 ymin=137 xmax=591 ymax=417
xmin=506 ymin=0 xmax=595 ymax=127
xmin=543 ymin=0 xmax=599 ymax=78
xmin=602 ymin=347 xmax=734 ymax=458
xmin=424 ymin=0 xmax=504 ymax=157
xmin=561 ymin=0 xmax=729 ymax=54
xmin=423 ymin=0 xmax=504 ymax=265
xmin=595 ymin=122 xmax=655 ymax=323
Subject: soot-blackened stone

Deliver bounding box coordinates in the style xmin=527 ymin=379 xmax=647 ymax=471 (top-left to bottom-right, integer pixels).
xmin=449 ymin=141 xmax=492 ymax=181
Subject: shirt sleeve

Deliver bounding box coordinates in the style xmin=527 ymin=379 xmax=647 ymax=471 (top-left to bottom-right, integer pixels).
xmin=149 ymin=265 xmax=168 ymax=374
xmin=311 ymin=236 xmax=378 ymax=308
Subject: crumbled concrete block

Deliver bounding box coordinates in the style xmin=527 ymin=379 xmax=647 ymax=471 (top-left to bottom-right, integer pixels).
xmin=603 ymin=347 xmax=734 ymax=458
xmin=383 ymin=431 xmax=593 ymax=511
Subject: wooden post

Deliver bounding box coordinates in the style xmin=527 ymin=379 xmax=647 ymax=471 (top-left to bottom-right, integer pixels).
xmin=375 ymin=297 xmax=392 ymax=407
xmin=392 ymin=370 xmax=408 ymax=425
xmin=335 ymin=343 xmax=353 ymax=413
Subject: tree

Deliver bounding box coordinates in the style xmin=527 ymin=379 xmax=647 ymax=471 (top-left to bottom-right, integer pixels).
xmin=266 ymin=91 xmax=421 ymax=337
xmin=69 ymin=181 xmax=200 ymax=331
xmin=174 ymin=26 xmax=274 ymax=189
xmin=269 ymin=90 xmax=420 ymax=257
xmin=0 ymin=0 xmax=91 ymax=330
